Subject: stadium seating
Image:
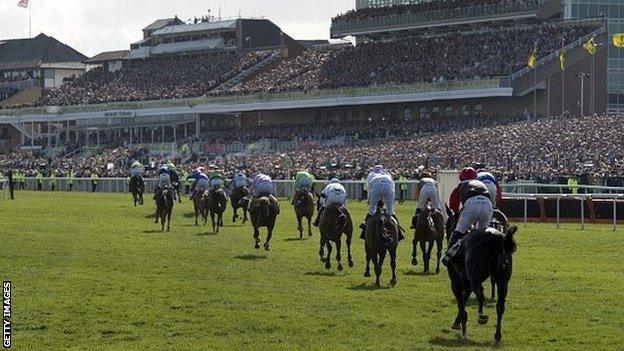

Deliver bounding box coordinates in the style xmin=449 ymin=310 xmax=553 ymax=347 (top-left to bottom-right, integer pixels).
xmin=332 ymin=0 xmax=538 ymax=23
xmin=39 ymin=50 xmax=274 ymax=106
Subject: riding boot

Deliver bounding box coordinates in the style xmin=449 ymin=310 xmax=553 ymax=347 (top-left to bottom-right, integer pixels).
xmin=313 ymin=208 xmax=323 ymax=227
xmin=391 ymin=215 xmax=405 ymax=241
xmin=359 ymin=214 xmax=371 ymax=240
xmin=442 ymin=231 xmax=464 ymax=267
xmin=410 ymin=208 xmax=422 ymax=229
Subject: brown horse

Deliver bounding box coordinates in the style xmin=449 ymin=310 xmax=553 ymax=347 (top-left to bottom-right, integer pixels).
xmin=193 ymin=189 xmax=209 ymax=225
xmin=231 ymin=186 xmax=251 ymax=223
xmin=154 ymin=188 xmax=174 ymax=232
xmin=364 ymin=202 xmax=399 ymax=287
xmin=129 ymin=175 xmax=144 ymax=207
xmin=249 ymin=196 xmax=280 ymax=251
xmin=318 ymin=202 xmax=354 ymax=270
xmin=208 ymin=188 xmax=227 ymax=233
xmin=411 ymin=207 xmax=445 ymax=274
xmin=293 ymin=188 xmax=314 ymax=238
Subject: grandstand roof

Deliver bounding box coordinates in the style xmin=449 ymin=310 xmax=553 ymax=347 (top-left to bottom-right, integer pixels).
xmin=85 ymin=50 xmax=130 ymax=63
xmin=151 ymin=20 xmax=238 ymax=36
xmin=0 ymin=33 xmax=87 ymax=71
xmin=143 ymin=17 xmax=183 ymax=32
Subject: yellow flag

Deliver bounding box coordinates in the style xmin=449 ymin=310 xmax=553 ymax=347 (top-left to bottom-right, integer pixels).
xmin=613 ymin=33 xmax=624 ymax=48
xmin=559 ymin=51 xmax=565 ymax=71
xmin=583 ymin=36 xmax=597 ymax=55
xmin=527 ymin=47 xmax=538 ymax=68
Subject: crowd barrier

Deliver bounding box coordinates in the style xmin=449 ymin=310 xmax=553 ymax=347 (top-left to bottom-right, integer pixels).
xmin=4 ymin=178 xmax=624 ymax=229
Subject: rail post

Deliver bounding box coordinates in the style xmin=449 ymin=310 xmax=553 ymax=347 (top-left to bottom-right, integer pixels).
xmin=613 ymin=196 xmax=617 ymax=232
xmin=580 ymin=197 xmax=585 ymax=231
xmin=524 ymin=196 xmax=528 ymax=228
xmin=556 ymin=196 xmax=561 ymax=229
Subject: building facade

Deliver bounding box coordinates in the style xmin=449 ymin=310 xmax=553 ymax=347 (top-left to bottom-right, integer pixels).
xmin=566 ymin=0 xmax=624 ymax=112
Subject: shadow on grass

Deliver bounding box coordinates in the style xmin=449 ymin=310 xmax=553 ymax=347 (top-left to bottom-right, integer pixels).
xmin=234 ymin=254 xmax=267 ymax=261
xmin=304 ymin=271 xmax=339 ymax=277
xmin=347 ymin=282 xmax=391 ymax=291
xmin=144 ymin=214 xmax=156 ymax=219
xmin=142 ymin=230 xmax=166 ymax=234
xmin=183 ymin=212 xmax=196 ymax=218
xmin=404 ymin=269 xmax=438 ymax=276
xmin=196 ymin=232 xmax=217 ymax=236
xmin=284 ymin=237 xmax=307 ymax=242
xmin=429 ymin=335 xmax=493 ymax=348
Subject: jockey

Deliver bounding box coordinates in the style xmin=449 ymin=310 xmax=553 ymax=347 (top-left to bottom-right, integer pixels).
xmin=167 ymin=162 xmax=180 ymax=189
xmin=251 ymin=173 xmax=275 ymax=198
xmin=313 ymin=178 xmax=347 ymax=227
xmin=232 ymin=171 xmax=248 ymax=189
xmin=411 ymin=172 xmax=441 ymax=229
xmin=442 ymin=178 xmax=493 ymax=267
xmin=130 ymin=160 xmax=144 ymax=178
xmin=189 ymin=167 xmax=209 ymax=200
xmin=477 ymin=170 xmax=503 ymax=207
xmin=448 ymin=167 xmax=478 ymax=214
xmin=360 ymin=166 xmax=404 ymax=241
xmin=209 ymin=168 xmax=225 ymax=189
xmin=294 ymin=170 xmax=315 ymax=193
xmin=154 ymin=165 xmax=172 ymax=198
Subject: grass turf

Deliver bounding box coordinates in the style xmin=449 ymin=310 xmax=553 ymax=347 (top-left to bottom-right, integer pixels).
xmin=1 ymin=191 xmax=623 ymax=350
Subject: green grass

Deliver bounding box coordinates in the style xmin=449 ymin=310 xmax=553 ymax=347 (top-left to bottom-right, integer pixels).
xmin=1 ymin=192 xmax=623 ymax=350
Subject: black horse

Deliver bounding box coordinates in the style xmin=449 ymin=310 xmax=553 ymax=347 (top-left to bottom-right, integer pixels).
xmin=129 ymin=175 xmax=144 ymax=207
xmin=364 ymin=202 xmax=399 ymax=287
xmin=154 ymin=188 xmax=174 ymax=231
xmin=231 ymin=186 xmax=251 ymax=223
xmin=208 ymin=188 xmax=227 ymax=233
xmin=446 ymin=219 xmax=518 ymax=343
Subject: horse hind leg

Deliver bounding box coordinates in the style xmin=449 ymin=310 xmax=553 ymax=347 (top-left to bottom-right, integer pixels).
xmin=494 ymin=280 xmax=508 ymax=343
xmin=319 ymin=236 xmax=326 ymax=262
xmin=264 ymin=224 xmax=274 ymax=251
xmin=435 ymin=237 xmax=443 ymax=274
xmin=411 ymin=236 xmax=418 ymax=266
xmin=297 ymin=216 xmax=303 ymax=239
xmin=346 ymin=233 xmax=354 ymax=268
xmin=166 ymin=209 xmax=171 ymax=232
xmin=389 ymin=247 xmax=397 ymax=287
xmin=371 ymin=253 xmax=380 ymax=285
xmin=253 ymin=228 xmax=260 ymax=249
xmin=490 ymin=277 xmax=497 ymax=300
xmin=307 ymin=216 xmax=313 ymax=237
xmin=335 ymin=239 xmax=343 ymax=271
xmin=420 ymin=240 xmax=429 ymax=273
xmin=473 ymin=283 xmax=489 ymax=325
xmin=233 ymin=207 xmax=238 ymax=223
xmin=324 ymin=241 xmax=332 ymax=270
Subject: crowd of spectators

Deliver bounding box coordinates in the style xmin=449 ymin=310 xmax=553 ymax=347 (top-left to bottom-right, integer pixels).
xmin=37 ymin=51 xmax=274 ymax=106
xmin=220 ymin=23 xmax=597 ymax=95
xmin=2 ymin=114 xmax=624 ymax=189
xmin=332 ymin=0 xmax=538 ymax=22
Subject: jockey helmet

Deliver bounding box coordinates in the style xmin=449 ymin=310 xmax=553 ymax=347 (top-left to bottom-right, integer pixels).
xmin=373 ymin=165 xmax=384 ymax=173
xmin=330 ymin=178 xmax=340 ymax=184
xmin=459 ymin=167 xmax=478 ymax=181
xmin=196 ymin=167 xmax=205 ymax=173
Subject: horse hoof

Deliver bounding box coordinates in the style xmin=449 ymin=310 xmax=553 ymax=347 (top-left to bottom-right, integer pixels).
xmin=435 ymin=268 xmax=440 ymax=274
xmin=348 ymin=261 xmax=354 ymax=268
xmin=325 ymin=262 xmax=331 ymax=270
xmin=337 ymin=263 xmax=343 ymax=271
xmin=364 ymin=271 xmax=371 ymax=277
xmin=264 ymin=243 xmax=270 ymax=251
xmin=254 ymin=243 xmax=260 ymax=249
xmin=478 ymin=314 xmax=489 ymax=325
xmin=320 ymin=257 xmax=326 ymax=263
xmin=375 ymin=281 xmax=381 ymax=287
xmin=411 ymin=258 xmax=418 ymax=266
xmin=389 ymin=279 xmax=397 ymax=287
xmin=451 ymin=322 xmax=461 ymax=330
xmin=494 ymin=332 xmax=502 ymax=343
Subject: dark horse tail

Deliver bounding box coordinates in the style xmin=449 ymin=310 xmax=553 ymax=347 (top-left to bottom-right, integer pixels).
xmin=504 ymin=226 xmax=518 ymax=253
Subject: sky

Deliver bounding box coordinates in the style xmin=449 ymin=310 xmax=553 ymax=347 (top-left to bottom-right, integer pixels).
xmin=0 ymin=0 xmax=354 ymax=57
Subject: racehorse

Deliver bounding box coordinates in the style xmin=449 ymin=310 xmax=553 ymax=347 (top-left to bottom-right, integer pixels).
xmin=154 ymin=188 xmax=174 ymax=231
xmin=208 ymin=188 xmax=227 ymax=233
xmin=293 ymin=188 xmax=314 ymax=238
xmin=193 ymin=189 xmax=209 ymax=225
xmin=231 ymin=186 xmax=251 ymax=223
xmin=129 ymin=175 xmax=144 ymax=207
xmin=318 ymin=202 xmax=354 ymax=271
xmin=364 ymin=202 xmax=399 ymax=287
xmin=411 ymin=206 xmax=445 ymax=273
xmin=249 ymin=196 xmax=279 ymax=251
xmin=446 ymin=224 xmax=518 ymax=343
xmin=172 ymin=180 xmax=182 ymax=204
xmin=446 ymin=205 xmax=510 ymax=299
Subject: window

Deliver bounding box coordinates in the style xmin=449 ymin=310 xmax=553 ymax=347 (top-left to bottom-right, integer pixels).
xmin=462 ymin=104 xmax=470 ymax=116
xmin=475 ymin=103 xmax=483 ymax=116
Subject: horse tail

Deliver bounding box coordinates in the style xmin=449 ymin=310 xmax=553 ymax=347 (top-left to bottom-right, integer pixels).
xmin=336 ymin=210 xmax=347 ymax=231
xmin=261 ymin=198 xmax=270 ymax=220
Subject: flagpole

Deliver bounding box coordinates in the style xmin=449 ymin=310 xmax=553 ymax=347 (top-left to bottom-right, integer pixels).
xmin=561 ymin=38 xmax=565 ymax=116
xmin=29 ymin=3 xmax=32 ymax=38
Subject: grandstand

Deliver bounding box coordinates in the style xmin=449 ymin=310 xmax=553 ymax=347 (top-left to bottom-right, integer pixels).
xmin=0 ymin=2 xmax=618 ymax=186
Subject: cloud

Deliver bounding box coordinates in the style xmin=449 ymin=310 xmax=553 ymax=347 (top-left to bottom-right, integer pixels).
xmin=0 ymin=0 xmax=353 ymax=56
